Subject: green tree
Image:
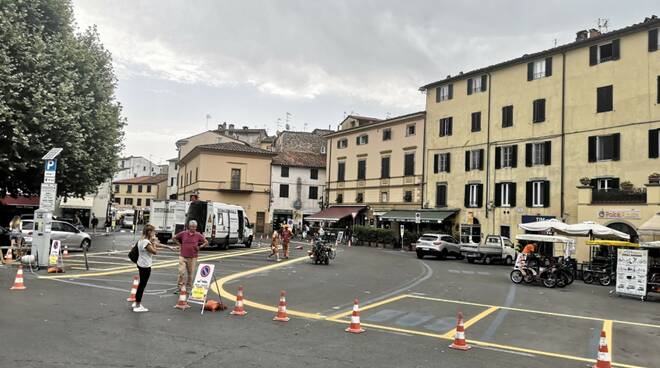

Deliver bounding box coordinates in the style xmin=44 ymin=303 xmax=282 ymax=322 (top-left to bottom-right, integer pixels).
xmin=0 ymin=0 xmax=124 ymax=198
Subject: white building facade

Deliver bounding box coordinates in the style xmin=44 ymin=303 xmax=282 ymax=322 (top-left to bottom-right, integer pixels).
xmin=166 ymin=158 xmax=178 ymax=199
xmin=115 ymin=156 xmax=160 ymax=181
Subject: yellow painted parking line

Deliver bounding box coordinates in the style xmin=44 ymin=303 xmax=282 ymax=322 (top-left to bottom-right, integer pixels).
xmin=64 ymin=260 xmax=132 ymax=266
xmin=326 ymin=294 xmax=409 ymax=320
xmin=603 ymin=319 xmax=613 ymax=362
xmin=39 ymin=248 xmax=269 ymax=279
xmin=210 ymin=255 xmax=324 ymax=320
xmin=408 ymin=295 xmax=660 ymax=330
xmin=441 ymin=306 xmax=499 ymax=339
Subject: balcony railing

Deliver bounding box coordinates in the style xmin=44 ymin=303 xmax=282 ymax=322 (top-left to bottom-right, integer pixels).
xmin=217 ymin=182 xmax=254 ymax=192
xmin=591 ymin=189 xmax=647 ymax=204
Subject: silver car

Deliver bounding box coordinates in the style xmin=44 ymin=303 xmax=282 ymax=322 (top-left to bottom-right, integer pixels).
xmin=21 ymin=220 xmax=92 ymax=250
xmin=415 ymin=233 xmax=462 ymax=260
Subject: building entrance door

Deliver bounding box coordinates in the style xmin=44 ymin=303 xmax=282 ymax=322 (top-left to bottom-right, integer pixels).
xmin=256 ymin=212 xmax=265 ymax=234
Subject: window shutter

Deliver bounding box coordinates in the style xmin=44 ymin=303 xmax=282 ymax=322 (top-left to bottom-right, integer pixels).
xmin=612 ymin=133 xmax=620 ymax=161
xmin=612 ymin=39 xmax=620 ymax=60
xmin=476 ymin=184 xmax=483 ymax=207
xmin=448 ymin=118 xmax=453 ymax=136
xmin=509 ymin=183 xmax=517 ymax=207
xmin=657 ymin=76 xmax=660 ymax=104
xmin=467 ymin=79 xmax=473 ymax=95
xmin=439 ymin=120 xmax=444 ymax=137
xmin=526 ymin=181 xmax=533 ymax=207
xmin=356 ymin=136 xmax=360 ymax=145
xmin=437 ymin=185 xmax=447 ymax=207
xmin=533 ymin=100 xmax=538 ymax=122
xmin=538 ymin=99 xmax=546 ymax=122
xmin=542 ymin=181 xmax=551 ymax=208
xmin=494 ymin=183 xmax=502 ymax=207
xmin=590 ymin=178 xmax=597 ymax=188
xmin=527 ymin=62 xmax=534 ymax=81
xmin=589 ymin=45 xmax=598 ymax=66
xmin=502 ymin=106 xmax=507 ymax=127
xmin=611 ymin=178 xmax=620 ymax=190
xmin=465 ymin=151 xmax=470 ymax=171
xmin=435 ymin=87 xmax=441 ymax=103
xmin=606 ymin=85 xmax=613 ymax=111
xmin=544 ymin=141 xmax=552 ymax=165
xmin=481 ymin=75 xmax=488 ymax=91
xmin=525 ymin=143 xmax=532 ymax=167
xmin=448 ymin=84 xmax=453 ymax=99
xmin=545 ymin=57 xmax=552 ymax=77
xmin=588 ymin=136 xmax=597 ymax=162
xmin=511 ymin=145 xmax=518 ymax=168
xmin=495 ymin=147 xmax=501 ymax=169
xmin=478 ymin=149 xmax=484 ymax=170
xmin=433 ymin=154 xmax=439 ymax=174
xmin=650 ymin=129 xmax=659 ymax=158
xmin=446 ymin=153 xmax=451 ymax=173
xmin=464 ymin=185 xmax=470 ymax=208
xmin=650 ymin=29 xmax=659 ymax=52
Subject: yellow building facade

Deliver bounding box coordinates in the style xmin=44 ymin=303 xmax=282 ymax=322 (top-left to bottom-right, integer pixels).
xmin=113 ymin=174 xmax=168 ymax=211
xmin=422 ymin=18 xmax=660 ymax=253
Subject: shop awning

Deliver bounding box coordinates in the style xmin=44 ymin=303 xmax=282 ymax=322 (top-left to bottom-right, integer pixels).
xmin=380 ymin=209 xmax=458 ymax=224
xmin=638 ymin=213 xmax=660 ymax=236
xmin=59 ymin=197 xmax=94 ymax=209
xmin=306 ymin=206 xmax=366 ymax=222
xmin=0 ymin=196 xmax=39 ymax=207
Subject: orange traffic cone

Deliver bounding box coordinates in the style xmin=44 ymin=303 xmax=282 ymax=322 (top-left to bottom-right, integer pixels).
xmin=230 ymin=286 xmax=248 ymax=316
xmin=593 ymin=330 xmax=612 ymax=368
xmin=10 ymin=265 xmax=26 ymax=291
xmin=449 ymin=312 xmax=471 ymax=350
xmin=273 ymin=290 xmax=290 ymax=322
xmin=174 ymin=285 xmax=190 ymax=310
xmin=63 ymin=246 xmax=69 ymax=258
xmin=345 ymin=298 xmax=365 ymax=333
xmin=4 ymin=247 xmax=13 ymax=264
xmin=126 ymin=276 xmax=139 ymax=302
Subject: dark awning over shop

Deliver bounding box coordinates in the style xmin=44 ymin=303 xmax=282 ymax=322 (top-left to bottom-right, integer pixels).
xmin=380 ymin=209 xmax=458 ymax=224
xmin=306 ymin=206 xmax=366 ymax=222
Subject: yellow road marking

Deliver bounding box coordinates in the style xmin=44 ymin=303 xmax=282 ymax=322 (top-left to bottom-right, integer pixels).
xmin=408 ymin=295 xmax=660 ymax=330
xmin=326 ymin=294 xmax=409 ymax=320
xmin=39 ymin=248 xmax=269 ymax=279
xmin=210 ymin=255 xmax=324 ymax=320
xmin=604 ymin=319 xmax=613 ymax=362
xmin=441 ymin=306 xmax=499 ymax=339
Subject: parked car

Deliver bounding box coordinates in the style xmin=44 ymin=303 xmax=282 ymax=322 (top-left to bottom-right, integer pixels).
xmin=415 ymin=233 xmax=462 ymax=260
xmin=460 ymin=235 xmax=516 ymax=265
xmin=21 ymin=220 xmax=92 ymax=250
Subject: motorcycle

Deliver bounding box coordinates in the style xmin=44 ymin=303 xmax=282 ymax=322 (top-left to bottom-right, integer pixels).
xmin=510 ymin=257 xmax=559 ymax=288
xmin=310 ymin=237 xmax=335 ymax=265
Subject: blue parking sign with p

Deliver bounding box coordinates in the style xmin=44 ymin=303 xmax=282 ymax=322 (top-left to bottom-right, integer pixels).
xmin=45 ymin=160 xmax=57 ymax=172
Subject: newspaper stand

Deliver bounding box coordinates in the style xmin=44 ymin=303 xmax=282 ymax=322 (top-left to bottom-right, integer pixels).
xmin=188 ymin=263 xmax=218 ymax=314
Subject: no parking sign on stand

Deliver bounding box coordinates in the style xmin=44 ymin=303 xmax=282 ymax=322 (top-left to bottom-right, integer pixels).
xmin=49 ymin=240 xmax=63 ymax=268
xmin=188 ymin=263 xmax=217 ymax=315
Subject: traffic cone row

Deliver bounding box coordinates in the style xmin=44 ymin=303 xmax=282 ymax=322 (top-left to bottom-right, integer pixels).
xmin=449 ymin=312 xmax=471 ymax=351
xmin=593 ymin=330 xmax=612 ymax=368
xmin=174 ymin=285 xmax=191 ymax=310
xmin=4 ymin=248 xmax=13 ymax=263
xmin=126 ymin=276 xmax=139 ymax=302
xmin=345 ymin=298 xmax=365 ymax=333
xmin=231 ymin=286 xmax=248 ymax=316
xmin=10 ymin=265 xmax=26 ymax=290
xmin=273 ymin=290 xmax=290 ymax=322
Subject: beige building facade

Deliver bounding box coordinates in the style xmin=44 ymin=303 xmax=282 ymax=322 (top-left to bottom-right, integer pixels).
xmin=325 ymin=112 xmax=428 ymax=224
xmin=177 ymin=142 xmax=275 ymax=233
xmin=112 ymin=174 xmax=168 ymax=211
xmin=421 ymin=17 xmax=660 ymax=254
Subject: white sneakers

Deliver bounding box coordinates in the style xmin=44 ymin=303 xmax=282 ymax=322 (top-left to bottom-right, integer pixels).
xmin=131 ymin=302 xmax=136 ymax=308
xmin=133 ymin=305 xmax=149 ymax=313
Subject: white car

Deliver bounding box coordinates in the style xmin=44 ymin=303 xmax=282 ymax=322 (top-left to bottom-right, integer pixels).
xmin=415 ymin=234 xmax=462 ymax=260
xmin=22 ymin=220 xmax=92 ymax=250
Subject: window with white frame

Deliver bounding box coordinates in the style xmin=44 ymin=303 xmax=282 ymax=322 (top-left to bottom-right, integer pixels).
xmin=533 ymin=60 xmax=546 ymax=79
xmin=337 ymin=139 xmax=348 ymax=149
xmin=437 ymin=85 xmax=450 ymax=101
xmin=501 ymin=146 xmax=514 ymax=168
xmin=500 ymin=183 xmax=511 ymax=207
xmin=597 ymin=178 xmax=617 ymax=192
xmin=381 ymin=191 xmax=389 ymax=203
xmin=472 ymin=77 xmax=482 ymax=93
xmin=439 ymin=153 xmax=450 ymax=172
xmin=406 ymin=124 xmax=416 ymax=136
xmin=468 ymin=184 xmax=479 ymax=207
xmin=356 ymin=135 xmax=368 ymax=145
xmin=470 ymin=149 xmax=481 ymax=170
xmin=532 ymin=143 xmax=545 ymax=166
xmin=532 ymin=181 xmax=544 ymax=207
xmin=596 ymin=135 xmax=615 ymax=161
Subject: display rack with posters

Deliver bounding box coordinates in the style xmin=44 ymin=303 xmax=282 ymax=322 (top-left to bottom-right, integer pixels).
xmin=616 ymin=248 xmax=648 ymax=300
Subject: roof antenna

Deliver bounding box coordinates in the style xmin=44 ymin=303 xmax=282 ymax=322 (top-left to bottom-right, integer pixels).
xmin=553 ymin=38 xmax=558 ymax=47
xmin=598 ymin=18 xmax=609 ymax=32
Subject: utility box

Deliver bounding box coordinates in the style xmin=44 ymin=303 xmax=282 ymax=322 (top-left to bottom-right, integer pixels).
xmin=32 ymin=209 xmax=53 ymax=267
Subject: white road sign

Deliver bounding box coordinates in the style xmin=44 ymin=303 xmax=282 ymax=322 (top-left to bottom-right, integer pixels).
xmin=39 ymin=183 xmax=57 ymax=211
xmin=415 ymin=212 xmax=421 ymax=224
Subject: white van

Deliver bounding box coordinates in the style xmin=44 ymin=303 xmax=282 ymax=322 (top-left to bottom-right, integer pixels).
xmin=186 ymin=200 xmax=253 ymax=250
xmin=150 ymin=200 xmax=190 ymax=243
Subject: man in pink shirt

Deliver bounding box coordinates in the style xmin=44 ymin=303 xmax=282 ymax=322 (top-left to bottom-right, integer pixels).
xmin=173 ymin=220 xmax=209 ymax=291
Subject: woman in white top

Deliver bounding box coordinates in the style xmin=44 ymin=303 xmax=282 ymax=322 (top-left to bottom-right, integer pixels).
xmin=6 ymin=216 xmax=22 ymax=260
xmin=133 ymin=224 xmax=175 ymax=312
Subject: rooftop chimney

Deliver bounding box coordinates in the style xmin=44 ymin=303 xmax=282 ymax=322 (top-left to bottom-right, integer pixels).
xmin=218 ymin=122 xmax=227 ymax=131
xmin=589 ymin=28 xmax=601 ymax=38
xmin=242 ymin=126 xmax=248 ymax=130
xmin=228 ymin=124 xmax=235 ymax=130
xmin=576 ymin=30 xmax=588 ymax=41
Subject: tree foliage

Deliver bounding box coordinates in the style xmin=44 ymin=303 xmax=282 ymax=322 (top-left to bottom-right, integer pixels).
xmin=0 ymin=0 xmax=124 ymax=198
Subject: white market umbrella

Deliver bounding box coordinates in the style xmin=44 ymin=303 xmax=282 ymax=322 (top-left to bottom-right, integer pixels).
xmin=559 ymin=221 xmax=630 ymax=241
xmin=518 ymin=218 xmax=568 ymax=233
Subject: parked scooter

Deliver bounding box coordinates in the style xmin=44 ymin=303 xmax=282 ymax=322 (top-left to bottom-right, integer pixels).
xmin=510 ymin=257 xmax=559 ymax=288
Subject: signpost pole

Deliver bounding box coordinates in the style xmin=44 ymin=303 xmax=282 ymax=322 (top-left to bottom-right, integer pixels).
xmin=35 ymin=148 xmax=63 ymax=268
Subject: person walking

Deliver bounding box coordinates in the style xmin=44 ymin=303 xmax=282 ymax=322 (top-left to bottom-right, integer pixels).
xmin=91 ymin=214 xmax=98 ymax=234
xmin=173 ymin=220 xmax=208 ymax=293
xmin=133 ymin=224 xmax=175 ymax=312
xmin=6 ymin=215 xmax=22 ymax=261
xmin=281 ymin=224 xmax=292 ymax=259
xmin=268 ymin=228 xmax=281 ymax=261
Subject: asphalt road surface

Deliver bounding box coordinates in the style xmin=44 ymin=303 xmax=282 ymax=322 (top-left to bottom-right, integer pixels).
xmin=1 ymin=231 xmax=659 ymax=368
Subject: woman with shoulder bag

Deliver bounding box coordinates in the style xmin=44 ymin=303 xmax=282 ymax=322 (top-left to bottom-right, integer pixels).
xmin=133 ymin=224 xmax=175 ymax=312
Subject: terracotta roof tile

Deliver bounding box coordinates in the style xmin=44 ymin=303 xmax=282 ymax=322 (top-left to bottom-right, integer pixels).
xmin=113 ymin=174 xmax=168 ymax=185
xmin=272 ymin=151 xmax=326 ymax=168
xmin=196 ymin=142 xmax=276 ymax=156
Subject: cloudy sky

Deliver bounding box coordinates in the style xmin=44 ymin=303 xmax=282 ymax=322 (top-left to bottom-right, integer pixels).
xmin=71 ymin=1 xmax=658 ymax=163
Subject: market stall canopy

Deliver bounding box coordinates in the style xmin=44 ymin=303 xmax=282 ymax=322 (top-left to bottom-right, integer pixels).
xmin=0 ymin=196 xmax=39 ymax=207
xmin=517 ymin=218 xmax=568 ymax=232
xmin=516 ymin=234 xmax=575 ymax=244
xmin=59 ymin=196 xmax=94 ymax=209
xmin=560 ymin=221 xmax=630 ymax=240
xmin=638 ymin=212 xmax=660 ymax=241
xmin=306 ymin=206 xmax=366 ymax=222
xmin=585 ymin=239 xmax=639 ymax=248
xmin=380 ymin=209 xmax=458 ymax=224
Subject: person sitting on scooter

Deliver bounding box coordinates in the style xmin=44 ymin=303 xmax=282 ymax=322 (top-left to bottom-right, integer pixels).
xmin=516 ymin=243 xmax=536 ymax=275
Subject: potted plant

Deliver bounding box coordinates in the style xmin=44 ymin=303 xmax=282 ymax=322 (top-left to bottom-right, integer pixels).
xmin=649 ymin=172 xmax=660 ymax=184
xmin=620 ymin=181 xmax=634 ymax=191
xmin=579 ymin=177 xmax=591 ymax=186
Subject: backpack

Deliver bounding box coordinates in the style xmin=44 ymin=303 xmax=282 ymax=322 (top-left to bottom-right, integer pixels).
xmin=128 ymin=241 xmax=139 ymax=263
